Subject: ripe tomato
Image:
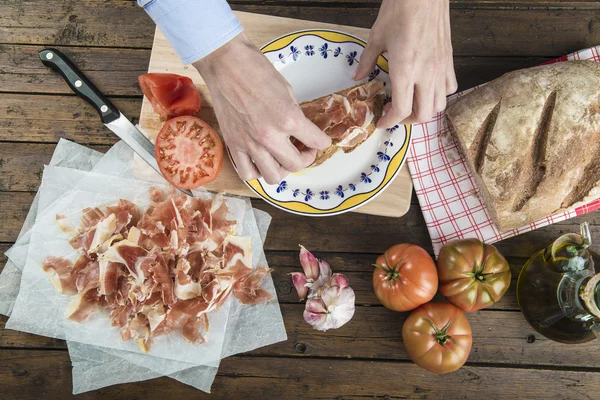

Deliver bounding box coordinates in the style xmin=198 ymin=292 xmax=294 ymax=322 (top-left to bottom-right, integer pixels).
xmin=438 ymin=239 xmax=511 ymax=312
xmin=372 ymin=244 xmax=438 ymax=312
xmin=139 ymin=73 xmax=201 ymax=120
xmin=155 ymin=116 xmax=223 ymax=190
xmin=402 ymin=302 xmax=472 ymax=374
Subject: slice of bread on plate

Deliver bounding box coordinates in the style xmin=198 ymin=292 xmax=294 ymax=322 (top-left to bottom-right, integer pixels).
xmin=299 ymin=79 xmax=385 ymax=167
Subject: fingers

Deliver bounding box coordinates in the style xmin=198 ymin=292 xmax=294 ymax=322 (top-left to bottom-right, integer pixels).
xmin=263 ymin=138 xmax=318 ymax=173
xmin=353 ymin=39 xmax=384 ymax=81
xmin=377 ymin=70 xmax=414 ymax=128
xmin=249 ymin=145 xmax=290 ymax=185
xmin=232 ymin=150 xmax=260 ymax=181
xmin=446 ymin=57 xmax=458 ymax=95
xmin=434 ymin=67 xmax=448 ymax=114
xmin=444 ymin=1 xmax=458 ymax=95
xmin=411 ymin=81 xmax=435 ymax=123
xmin=291 ymin=118 xmax=332 ymax=150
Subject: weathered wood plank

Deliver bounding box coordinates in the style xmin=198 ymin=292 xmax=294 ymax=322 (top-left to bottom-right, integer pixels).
xmin=0 ymin=45 xmax=149 ymax=96
xmin=2 ymin=305 xmax=598 ymax=369
xmin=0 ymin=143 xmax=110 ymax=192
xmin=0 ymin=45 xmax=550 ymax=97
xmin=0 ymin=192 xmax=36 ymax=243
xmin=2 ymin=1 xmax=599 ymax=57
xmin=1 ymin=349 xmax=599 ymax=399
xmin=0 ymin=0 xmax=153 ymax=48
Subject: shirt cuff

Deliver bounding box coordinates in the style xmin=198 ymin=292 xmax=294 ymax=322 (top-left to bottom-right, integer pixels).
xmin=138 ymin=0 xmax=244 ymax=65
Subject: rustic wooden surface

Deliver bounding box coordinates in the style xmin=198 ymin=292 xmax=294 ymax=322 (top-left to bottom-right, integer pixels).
xmin=1 ymin=1 xmax=600 ymax=399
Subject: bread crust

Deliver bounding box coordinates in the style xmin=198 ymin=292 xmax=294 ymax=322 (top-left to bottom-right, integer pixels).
xmin=446 ymin=61 xmax=600 ymax=231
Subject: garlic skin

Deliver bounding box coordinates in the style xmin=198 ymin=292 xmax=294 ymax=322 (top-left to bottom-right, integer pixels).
xmin=303 ymin=285 xmax=355 ymax=332
xmin=291 ymin=246 xmax=355 ymax=331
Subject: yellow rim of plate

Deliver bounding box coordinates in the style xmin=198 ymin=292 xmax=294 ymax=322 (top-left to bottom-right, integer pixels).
xmin=242 ymin=30 xmax=409 ymax=216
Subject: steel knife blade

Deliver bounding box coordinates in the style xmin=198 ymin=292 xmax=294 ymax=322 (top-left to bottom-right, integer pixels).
xmin=38 ymin=48 xmax=193 ymax=197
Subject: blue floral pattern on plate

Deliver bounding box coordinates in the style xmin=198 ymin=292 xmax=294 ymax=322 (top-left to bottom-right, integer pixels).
xmin=271 ymin=122 xmax=400 ymax=204
xmin=250 ymin=32 xmax=411 ymax=213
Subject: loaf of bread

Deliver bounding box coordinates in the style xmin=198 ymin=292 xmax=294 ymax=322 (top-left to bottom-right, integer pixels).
xmin=446 ymin=61 xmax=600 ymax=232
xmin=299 ymin=80 xmax=385 ymax=167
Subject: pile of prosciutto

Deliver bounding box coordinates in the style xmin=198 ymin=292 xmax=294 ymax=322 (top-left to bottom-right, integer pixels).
xmin=41 ymin=188 xmax=272 ymax=352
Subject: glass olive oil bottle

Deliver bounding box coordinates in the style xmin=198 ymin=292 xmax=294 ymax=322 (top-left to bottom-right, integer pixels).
xmin=517 ymin=222 xmax=600 ymax=343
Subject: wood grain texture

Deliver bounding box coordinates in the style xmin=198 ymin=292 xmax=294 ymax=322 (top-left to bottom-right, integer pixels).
xmin=1 ymin=350 xmax=600 ymax=399
xmin=4 ymin=1 xmax=600 ymax=57
xmin=0 ymin=45 xmax=149 ymax=96
xmin=0 ymin=94 xmax=140 ymax=145
xmin=2 ymin=306 xmax=600 ymax=368
xmin=0 ymin=48 xmax=551 ymax=97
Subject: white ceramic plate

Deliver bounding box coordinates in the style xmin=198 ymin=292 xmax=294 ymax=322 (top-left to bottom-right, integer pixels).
xmin=231 ymin=29 xmax=411 ymax=216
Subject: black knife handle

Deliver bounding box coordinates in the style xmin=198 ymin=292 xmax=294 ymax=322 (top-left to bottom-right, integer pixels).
xmin=39 ymin=48 xmax=120 ymax=124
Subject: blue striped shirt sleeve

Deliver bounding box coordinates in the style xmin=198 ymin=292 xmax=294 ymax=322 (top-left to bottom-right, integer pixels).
xmin=137 ymin=0 xmax=244 ymax=64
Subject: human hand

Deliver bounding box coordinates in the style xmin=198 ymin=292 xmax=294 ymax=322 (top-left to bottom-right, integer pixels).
xmin=193 ymin=33 xmax=331 ymax=184
xmin=354 ymin=0 xmax=457 ymax=128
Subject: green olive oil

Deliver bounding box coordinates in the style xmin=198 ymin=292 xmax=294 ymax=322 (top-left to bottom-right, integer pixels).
xmin=517 ymin=222 xmax=600 ymax=344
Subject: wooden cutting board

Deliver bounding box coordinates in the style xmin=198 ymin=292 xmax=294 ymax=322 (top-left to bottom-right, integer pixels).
xmin=139 ymin=11 xmax=413 ymax=218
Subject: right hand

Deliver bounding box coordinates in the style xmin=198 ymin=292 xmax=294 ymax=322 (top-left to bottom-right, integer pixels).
xmin=194 ymin=33 xmax=332 ymax=184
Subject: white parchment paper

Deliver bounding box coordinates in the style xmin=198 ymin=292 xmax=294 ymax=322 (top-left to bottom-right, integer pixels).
xmin=1 ymin=139 xmax=286 ymax=394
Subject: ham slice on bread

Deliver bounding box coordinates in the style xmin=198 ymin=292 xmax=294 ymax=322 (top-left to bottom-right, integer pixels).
xmin=299 ymin=79 xmax=386 ymax=167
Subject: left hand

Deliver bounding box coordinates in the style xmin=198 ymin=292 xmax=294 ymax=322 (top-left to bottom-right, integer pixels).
xmin=354 ymin=0 xmax=457 ymax=128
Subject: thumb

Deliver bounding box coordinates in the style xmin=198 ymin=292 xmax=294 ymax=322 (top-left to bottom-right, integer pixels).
xmin=353 ymin=41 xmax=383 ymax=81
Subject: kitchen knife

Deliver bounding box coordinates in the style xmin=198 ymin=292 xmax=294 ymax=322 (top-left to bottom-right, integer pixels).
xmin=38 ymin=48 xmax=193 ymax=197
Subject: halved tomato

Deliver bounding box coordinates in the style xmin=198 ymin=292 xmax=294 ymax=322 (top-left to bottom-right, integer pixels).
xmin=155 ymin=116 xmax=223 ymax=190
xmin=138 ymin=73 xmax=201 ymax=120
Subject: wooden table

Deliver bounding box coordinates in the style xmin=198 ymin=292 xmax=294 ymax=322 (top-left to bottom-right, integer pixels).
xmin=2 ymin=1 xmax=600 ymax=398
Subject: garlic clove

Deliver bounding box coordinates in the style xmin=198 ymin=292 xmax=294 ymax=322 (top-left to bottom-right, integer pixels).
xmin=331 ymin=273 xmax=350 ymax=290
xmin=309 ymin=259 xmax=333 ymax=297
xmin=289 ymin=272 xmax=309 ymax=301
xmin=299 ymin=245 xmax=320 ymax=281
xmin=303 ymin=298 xmax=328 ymax=330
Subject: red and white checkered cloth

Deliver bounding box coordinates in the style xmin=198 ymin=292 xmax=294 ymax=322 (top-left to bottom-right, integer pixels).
xmin=406 ymin=45 xmax=600 ymax=257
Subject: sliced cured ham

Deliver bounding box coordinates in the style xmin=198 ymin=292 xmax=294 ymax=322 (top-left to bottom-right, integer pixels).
xmin=43 ymin=188 xmax=271 ymax=352
xmin=182 ymin=314 xmax=209 ymax=344
xmin=98 ymin=259 xmax=121 ymax=295
xmin=42 ymin=256 xmax=77 ymax=295
xmin=65 ymin=287 xmax=99 ymax=322
xmin=234 ymin=267 xmax=273 ymax=305
xmin=299 ymin=79 xmax=385 ymax=167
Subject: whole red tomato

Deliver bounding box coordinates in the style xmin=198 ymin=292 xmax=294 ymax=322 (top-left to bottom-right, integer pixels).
xmin=402 ymin=302 xmax=472 ymax=374
xmin=438 ymin=239 xmax=511 ymax=312
xmin=372 ymin=244 xmax=438 ymax=312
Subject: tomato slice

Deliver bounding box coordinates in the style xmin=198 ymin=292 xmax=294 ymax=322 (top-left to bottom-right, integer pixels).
xmin=138 ymin=73 xmax=201 ymax=120
xmin=155 ymin=116 xmax=223 ymax=190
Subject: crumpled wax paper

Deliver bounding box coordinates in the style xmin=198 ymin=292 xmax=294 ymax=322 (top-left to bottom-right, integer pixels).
xmin=69 ymin=203 xmax=276 ymax=394
xmin=7 ymin=165 xmax=238 ymax=366
xmin=1 ymin=139 xmax=286 ymax=393
xmin=0 ymin=140 xmax=103 ymax=315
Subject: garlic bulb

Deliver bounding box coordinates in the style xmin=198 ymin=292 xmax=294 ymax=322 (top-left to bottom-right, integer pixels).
xmin=290 ymin=246 xmax=355 ymax=331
